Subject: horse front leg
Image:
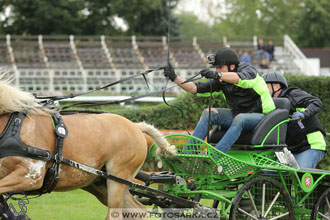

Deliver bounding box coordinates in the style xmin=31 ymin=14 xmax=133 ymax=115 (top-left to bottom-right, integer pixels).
xmin=106 ymin=179 xmax=127 ymax=220
xmin=105 ymin=168 xmax=147 ymax=220
xmin=0 ymin=157 xmax=46 ymax=194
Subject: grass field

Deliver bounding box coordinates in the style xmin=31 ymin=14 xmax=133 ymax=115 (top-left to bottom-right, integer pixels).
xmin=17 ymin=189 xmax=215 ymax=220
xmin=23 ymin=190 xmax=108 ymax=220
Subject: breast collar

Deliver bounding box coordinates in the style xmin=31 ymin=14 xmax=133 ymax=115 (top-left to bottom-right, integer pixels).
xmin=0 ymin=112 xmax=69 ymax=195
xmin=0 ymin=112 xmax=52 ymax=161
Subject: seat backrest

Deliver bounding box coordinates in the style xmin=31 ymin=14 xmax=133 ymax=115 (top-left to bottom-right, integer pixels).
xmin=273 ymin=97 xmax=290 ymax=110
xmin=208 ymin=98 xmax=291 ymax=147
xmin=251 ymin=98 xmax=290 ymax=145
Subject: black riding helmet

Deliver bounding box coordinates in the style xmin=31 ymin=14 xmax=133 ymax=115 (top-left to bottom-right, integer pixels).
xmin=207 ymin=47 xmax=240 ymax=69
xmin=263 ymin=72 xmax=288 ymax=88
xmin=263 ymin=72 xmax=288 ymax=97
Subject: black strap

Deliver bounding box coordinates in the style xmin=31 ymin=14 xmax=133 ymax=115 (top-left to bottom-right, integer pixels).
xmin=0 ymin=113 xmax=52 ymax=161
xmin=29 ymin=113 xmax=68 ymax=195
xmin=61 ymin=158 xmax=195 ymax=208
xmin=60 ymin=73 xmax=202 ymax=110
xmin=45 ymin=113 xmax=68 ymax=193
xmin=280 ymin=87 xmax=297 ymax=97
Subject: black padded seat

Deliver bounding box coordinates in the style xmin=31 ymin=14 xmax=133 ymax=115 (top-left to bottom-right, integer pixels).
xmin=208 ymin=98 xmax=291 ymax=147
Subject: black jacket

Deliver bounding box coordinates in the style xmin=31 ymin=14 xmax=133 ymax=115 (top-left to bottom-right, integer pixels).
xmin=280 ymin=87 xmax=326 ymax=153
xmin=194 ymin=63 xmax=275 ymax=116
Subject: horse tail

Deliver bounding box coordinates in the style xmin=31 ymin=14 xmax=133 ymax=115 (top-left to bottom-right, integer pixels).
xmin=135 ymin=122 xmax=176 ymax=157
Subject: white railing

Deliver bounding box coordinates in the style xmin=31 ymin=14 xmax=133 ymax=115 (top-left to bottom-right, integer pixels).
xmin=15 ymin=68 xmax=187 ymax=95
xmin=284 ymin=35 xmax=317 ymax=76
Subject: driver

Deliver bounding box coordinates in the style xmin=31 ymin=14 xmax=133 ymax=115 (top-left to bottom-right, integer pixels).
xmin=163 ymin=47 xmax=275 ymax=153
xmin=263 ymin=72 xmax=326 ymax=168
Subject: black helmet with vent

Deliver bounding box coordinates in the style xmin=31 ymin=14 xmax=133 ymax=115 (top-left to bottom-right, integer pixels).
xmin=263 ymin=72 xmax=288 ymax=88
xmin=207 ymin=47 xmax=240 ymax=68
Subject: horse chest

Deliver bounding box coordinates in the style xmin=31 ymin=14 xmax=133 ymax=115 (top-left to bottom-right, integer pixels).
xmin=55 ymin=165 xmax=96 ymax=189
xmin=23 ymin=159 xmax=46 ymax=185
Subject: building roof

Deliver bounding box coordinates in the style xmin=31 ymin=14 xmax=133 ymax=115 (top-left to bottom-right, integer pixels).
xmin=301 ymin=48 xmax=330 ymax=68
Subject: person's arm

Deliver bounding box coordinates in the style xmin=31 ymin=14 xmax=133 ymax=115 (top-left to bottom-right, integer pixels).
xmin=290 ymin=89 xmax=323 ymax=118
xmin=173 ymin=76 xmax=197 ymax=94
xmin=219 ymin=72 xmax=240 ymax=84
xmin=163 ymin=64 xmax=198 ymax=94
xmin=200 ymin=69 xmax=240 ymax=84
xmin=222 ymin=64 xmax=259 ymax=88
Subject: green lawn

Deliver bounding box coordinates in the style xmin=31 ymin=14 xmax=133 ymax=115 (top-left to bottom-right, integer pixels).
xmin=20 ymin=189 xmax=216 ymax=220
xmin=25 ymin=189 xmax=108 ymax=220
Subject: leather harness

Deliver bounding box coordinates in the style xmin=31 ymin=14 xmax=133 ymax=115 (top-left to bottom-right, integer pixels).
xmin=0 ymin=112 xmax=68 ymax=195
xmin=0 ymin=113 xmax=199 ymax=209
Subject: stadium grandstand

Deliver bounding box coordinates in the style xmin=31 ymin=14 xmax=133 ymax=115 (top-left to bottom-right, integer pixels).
xmin=0 ymin=34 xmax=323 ymax=95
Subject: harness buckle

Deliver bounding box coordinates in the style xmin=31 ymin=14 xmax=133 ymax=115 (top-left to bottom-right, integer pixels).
xmin=14 ymin=118 xmax=21 ymax=124
xmin=12 ymin=117 xmax=22 ymax=135
xmin=54 ymin=153 xmax=62 ymax=162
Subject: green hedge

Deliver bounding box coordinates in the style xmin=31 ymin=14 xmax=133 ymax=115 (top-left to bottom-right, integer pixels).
xmin=111 ymin=75 xmax=330 ymax=170
xmin=112 ymin=92 xmax=226 ymax=129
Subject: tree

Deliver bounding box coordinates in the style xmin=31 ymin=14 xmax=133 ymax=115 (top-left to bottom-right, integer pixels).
xmin=0 ymin=0 xmax=179 ymax=36
xmin=0 ymin=0 xmax=86 ymax=35
xmin=79 ymin=0 xmax=179 ymax=36
xmin=176 ymin=12 xmax=212 ymax=38
xmin=211 ymin=0 xmax=304 ymax=37
xmin=296 ymin=0 xmax=330 ymax=47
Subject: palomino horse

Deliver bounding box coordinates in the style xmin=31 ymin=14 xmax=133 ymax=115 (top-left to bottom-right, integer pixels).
xmin=0 ymin=75 xmax=176 ymax=219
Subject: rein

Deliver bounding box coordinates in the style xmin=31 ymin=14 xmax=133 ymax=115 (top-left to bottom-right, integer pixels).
xmin=34 ymin=68 xmax=162 ymax=103
xmin=34 ymin=0 xmax=200 ymax=136
xmin=60 ymin=157 xmax=195 ymax=208
xmin=161 ymin=0 xmax=194 ymax=135
xmin=60 ymin=73 xmax=202 ymax=110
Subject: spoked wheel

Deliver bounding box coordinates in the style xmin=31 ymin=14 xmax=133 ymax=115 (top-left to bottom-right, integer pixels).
xmin=311 ymin=187 xmax=330 ymax=220
xmin=229 ymin=177 xmax=294 ymax=220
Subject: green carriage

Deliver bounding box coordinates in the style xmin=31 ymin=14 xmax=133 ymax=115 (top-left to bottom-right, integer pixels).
xmin=136 ymin=98 xmax=330 ymax=220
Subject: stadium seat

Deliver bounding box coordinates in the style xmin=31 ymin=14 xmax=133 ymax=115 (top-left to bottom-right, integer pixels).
xmin=11 ymin=36 xmax=46 ymax=69
xmin=106 ymin=37 xmax=143 ymax=69
xmin=0 ymin=42 xmax=12 ymax=70
xmin=137 ymin=40 xmax=168 ymax=69
xmin=43 ymin=37 xmax=79 ymax=69
xmin=170 ymin=41 xmax=206 ymax=69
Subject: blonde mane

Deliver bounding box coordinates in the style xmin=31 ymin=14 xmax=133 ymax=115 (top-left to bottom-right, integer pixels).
xmin=0 ymin=73 xmax=55 ymax=115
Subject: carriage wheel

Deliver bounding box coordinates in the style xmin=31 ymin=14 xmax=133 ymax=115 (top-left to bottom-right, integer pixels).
xmin=229 ymin=177 xmax=294 ymax=220
xmin=311 ymin=187 xmax=330 ymax=220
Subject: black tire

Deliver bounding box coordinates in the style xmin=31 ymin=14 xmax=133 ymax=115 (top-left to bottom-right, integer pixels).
xmin=239 ymin=198 xmax=252 ymax=206
xmin=311 ymin=187 xmax=330 ymax=220
xmin=229 ymin=177 xmax=294 ymax=220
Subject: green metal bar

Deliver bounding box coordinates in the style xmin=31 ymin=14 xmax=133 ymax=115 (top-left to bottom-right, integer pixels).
xmin=221 ymin=203 xmax=230 ymax=220
xmin=256 ymin=118 xmax=290 ymax=147
xmin=277 ymin=124 xmax=280 ymax=145
xmin=278 ymin=171 xmax=290 ymax=196
xmin=296 ymin=173 xmax=328 ymax=206
xmin=177 ymin=190 xmax=233 ymax=205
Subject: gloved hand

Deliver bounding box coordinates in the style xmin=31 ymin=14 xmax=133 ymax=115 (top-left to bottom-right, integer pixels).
xmin=200 ymin=69 xmax=222 ymax=80
xmin=292 ymin=112 xmax=305 ymax=120
xmin=163 ymin=63 xmax=177 ymax=82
